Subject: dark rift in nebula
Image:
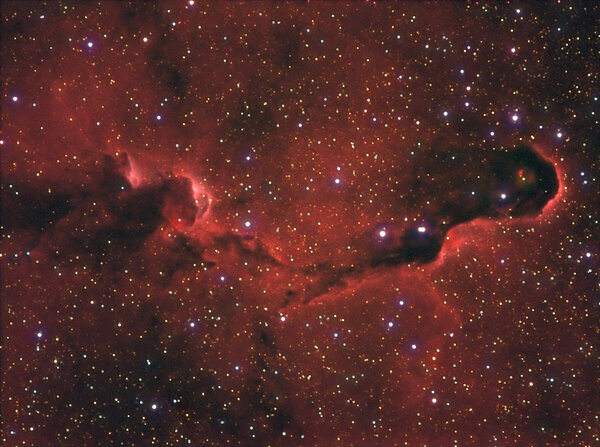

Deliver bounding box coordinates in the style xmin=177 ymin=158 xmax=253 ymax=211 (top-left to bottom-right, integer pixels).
xmin=5 ymin=153 xmax=210 ymax=266
xmin=7 ymin=146 xmax=557 ymax=307
xmin=370 ymin=144 xmax=559 ymax=267
xmin=5 ymin=146 xmax=559 ymax=306
xmin=277 ymin=145 xmax=561 ymax=307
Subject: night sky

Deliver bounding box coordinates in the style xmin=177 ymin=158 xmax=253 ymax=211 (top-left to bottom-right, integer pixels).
xmin=2 ymin=2 xmax=599 ymax=446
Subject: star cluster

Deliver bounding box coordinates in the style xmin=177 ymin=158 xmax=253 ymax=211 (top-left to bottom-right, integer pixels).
xmin=2 ymin=2 xmax=599 ymax=446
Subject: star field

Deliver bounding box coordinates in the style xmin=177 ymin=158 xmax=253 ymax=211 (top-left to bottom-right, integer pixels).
xmin=2 ymin=2 xmax=599 ymax=446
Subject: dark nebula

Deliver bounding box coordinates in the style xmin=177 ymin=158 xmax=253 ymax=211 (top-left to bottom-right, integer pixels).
xmin=490 ymin=145 xmax=560 ymax=217
xmin=2 ymin=2 xmax=598 ymax=447
xmin=372 ymin=144 xmax=559 ymax=266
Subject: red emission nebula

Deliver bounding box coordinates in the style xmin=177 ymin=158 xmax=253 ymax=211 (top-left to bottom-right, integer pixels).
xmin=1 ymin=2 xmax=599 ymax=447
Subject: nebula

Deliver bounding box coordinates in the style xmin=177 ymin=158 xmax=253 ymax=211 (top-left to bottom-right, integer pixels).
xmin=371 ymin=144 xmax=559 ymax=267
xmin=2 ymin=2 xmax=598 ymax=447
